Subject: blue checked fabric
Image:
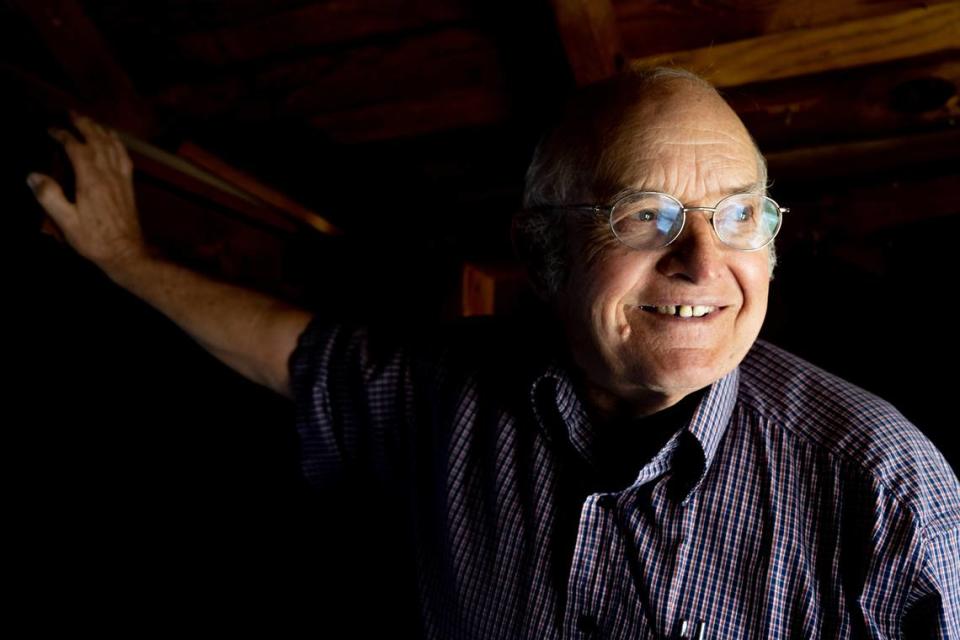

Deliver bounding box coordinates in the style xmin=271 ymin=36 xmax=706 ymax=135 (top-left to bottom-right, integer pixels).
xmin=289 ymin=314 xmax=960 ymax=639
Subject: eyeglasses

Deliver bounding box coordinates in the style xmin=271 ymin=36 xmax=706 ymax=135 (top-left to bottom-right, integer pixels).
xmin=531 ymin=191 xmax=788 ymax=252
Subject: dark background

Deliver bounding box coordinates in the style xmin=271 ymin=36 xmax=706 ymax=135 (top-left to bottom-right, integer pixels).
xmin=5 ymin=0 xmax=958 ymax=633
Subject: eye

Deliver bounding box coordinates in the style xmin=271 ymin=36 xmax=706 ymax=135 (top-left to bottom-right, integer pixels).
xmin=632 ymin=209 xmax=658 ymax=222
xmin=732 ymin=205 xmax=754 ymax=222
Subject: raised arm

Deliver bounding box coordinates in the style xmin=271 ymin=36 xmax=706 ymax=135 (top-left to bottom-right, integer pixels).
xmin=27 ymin=111 xmax=312 ymax=399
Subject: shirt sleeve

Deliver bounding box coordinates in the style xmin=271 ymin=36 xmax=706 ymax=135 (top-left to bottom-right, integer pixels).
xmin=904 ymin=523 xmax=960 ymax=638
xmin=287 ymin=314 xmax=420 ymax=490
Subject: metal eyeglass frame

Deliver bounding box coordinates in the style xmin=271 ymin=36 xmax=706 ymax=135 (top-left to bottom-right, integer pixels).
xmin=530 ymin=191 xmax=789 ymax=252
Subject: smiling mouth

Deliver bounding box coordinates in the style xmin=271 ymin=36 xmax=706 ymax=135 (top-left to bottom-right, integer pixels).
xmin=638 ymin=304 xmax=721 ymax=318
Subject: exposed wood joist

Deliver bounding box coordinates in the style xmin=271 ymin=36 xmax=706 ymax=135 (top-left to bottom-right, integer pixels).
xmin=154 ymin=27 xmax=508 ymax=132
xmin=630 ymin=2 xmax=960 ymax=88
xmin=8 ymin=1 xmax=340 ymax=239
xmin=177 ymin=142 xmax=340 ymax=235
xmin=726 ymin=53 xmax=960 ymax=151
xmin=615 ymin=0 xmax=958 ymax=59
xmin=548 ymin=0 xmax=624 ymax=85
xmin=765 ymin=129 xmax=960 ymax=182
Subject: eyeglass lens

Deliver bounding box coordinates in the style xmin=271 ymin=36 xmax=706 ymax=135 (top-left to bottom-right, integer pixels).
xmin=610 ymin=193 xmax=781 ymax=250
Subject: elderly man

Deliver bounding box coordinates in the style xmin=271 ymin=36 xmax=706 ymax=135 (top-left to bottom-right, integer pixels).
xmin=29 ymin=67 xmax=959 ymax=638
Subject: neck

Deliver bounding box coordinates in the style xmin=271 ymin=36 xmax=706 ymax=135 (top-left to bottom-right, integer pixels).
xmin=573 ymin=370 xmax=706 ymax=424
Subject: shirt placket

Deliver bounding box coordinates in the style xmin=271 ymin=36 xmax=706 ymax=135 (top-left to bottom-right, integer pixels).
xmin=562 ymin=458 xmax=706 ymax=639
xmin=563 ymin=491 xmax=640 ymax=639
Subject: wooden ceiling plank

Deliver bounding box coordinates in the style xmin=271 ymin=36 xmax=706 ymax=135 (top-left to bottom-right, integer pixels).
xmin=614 ymin=0 xmax=958 ymax=59
xmin=155 ymin=27 xmax=506 ymax=122
xmin=174 ymin=0 xmax=474 ymax=67
xmin=548 ymin=0 xmax=624 ymax=86
xmin=629 ymin=2 xmax=960 ymax=88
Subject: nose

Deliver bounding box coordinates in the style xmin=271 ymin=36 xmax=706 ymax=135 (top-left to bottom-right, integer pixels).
xmin=655 ymin=210 xmax=726 ymax=282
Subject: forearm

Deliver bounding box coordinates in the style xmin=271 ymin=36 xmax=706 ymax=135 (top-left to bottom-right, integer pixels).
xmin=102 ymin=250 xmax=312 ymax=399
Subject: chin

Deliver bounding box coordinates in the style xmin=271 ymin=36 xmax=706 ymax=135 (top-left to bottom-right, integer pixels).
xmin=622 ymin=352 xmax=730 ymax=395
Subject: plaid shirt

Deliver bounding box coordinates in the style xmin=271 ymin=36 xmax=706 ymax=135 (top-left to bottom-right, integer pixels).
xmin=289 ymin=313 xmax=960 ymax=639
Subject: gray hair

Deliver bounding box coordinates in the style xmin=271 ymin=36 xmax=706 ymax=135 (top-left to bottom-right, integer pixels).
xmin=514 ymin=66 xmax=777 ymax=299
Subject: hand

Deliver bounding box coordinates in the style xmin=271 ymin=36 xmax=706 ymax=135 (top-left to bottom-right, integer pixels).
xmin=28 ymin=111 xmax=150 ymax=271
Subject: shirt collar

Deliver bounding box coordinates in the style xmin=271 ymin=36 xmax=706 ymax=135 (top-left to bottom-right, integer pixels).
xmin=529 ymin=356 xmax=741 ymax=503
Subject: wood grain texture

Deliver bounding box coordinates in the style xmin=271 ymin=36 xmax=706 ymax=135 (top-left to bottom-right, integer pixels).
xmin=629 ymin=2 xmax=960 ymax=87
xmin=765 ymin=129 xmax=960 ymax=181
xmin=614 ymin=0 xmax=958 ymax=58
xmin=549 ymin=0 xmax=624 ymax=85
xmin=177 ymin=142 xmax=341 ymax=235
xmin=725 ymin=52 xmax=960 ymax=151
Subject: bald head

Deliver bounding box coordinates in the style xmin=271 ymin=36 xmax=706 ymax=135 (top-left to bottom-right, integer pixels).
xmin=515 ymin=67 xmax=775 ymax=298
xmin=595 ymin=79 xmax=764 ymax=203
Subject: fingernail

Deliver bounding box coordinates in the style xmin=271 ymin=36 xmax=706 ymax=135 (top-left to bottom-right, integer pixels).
xmin=26 ymin=174 xmax=41 ymax=192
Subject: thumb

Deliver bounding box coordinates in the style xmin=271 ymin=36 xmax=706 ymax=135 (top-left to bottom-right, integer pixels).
xmin=26 ymin=172 xmax=74 ymax=222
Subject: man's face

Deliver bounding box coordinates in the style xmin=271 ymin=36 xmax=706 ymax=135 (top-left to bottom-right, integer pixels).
xmin=555 ymin=84 xmax=772 ymax=417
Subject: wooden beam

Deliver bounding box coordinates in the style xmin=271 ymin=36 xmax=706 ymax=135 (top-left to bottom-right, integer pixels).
xmin=113 ymin=132 xmax=300 ymax=236
xmin=727 ymin=52 xmax=960 ymax=152
xmin=548 ymin=0 xmax=624 ymax=85
xmin=630 ymin=2 xmax=960 ymax=88
xmin=765 ymin=129 xmax=960 ymax=182
xmin=3 ymin=63 xmax=339 ymax=239
xmin=155 ymin=28 xmax=506 ymax=123
xmin=10 ymin=0 xmax=155 ymax=135
xmin=615 ymin=0 xmax=958 ymax=59
xmin=177 ymin=142 xmax=341 ymax=235
xmin=461 ymin=262 xmax=527 ymax=317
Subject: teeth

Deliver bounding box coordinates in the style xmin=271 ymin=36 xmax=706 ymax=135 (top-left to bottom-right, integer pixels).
xmin=647 ymin=305 xmax=717 ymax=317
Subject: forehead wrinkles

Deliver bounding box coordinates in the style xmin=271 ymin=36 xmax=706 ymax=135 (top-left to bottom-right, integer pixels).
xmin=600 ymin=125 xmax=758 ymax=201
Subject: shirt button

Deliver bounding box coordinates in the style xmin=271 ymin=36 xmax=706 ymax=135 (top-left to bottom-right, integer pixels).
xmin=577 ymin=613 xmax=598 ymax=633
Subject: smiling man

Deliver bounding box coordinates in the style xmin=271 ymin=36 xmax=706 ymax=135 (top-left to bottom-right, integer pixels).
xmin=543 ymin=76 xmax=774 ymax=421
xmin=29 ymin=67 xmax=959 ymax=638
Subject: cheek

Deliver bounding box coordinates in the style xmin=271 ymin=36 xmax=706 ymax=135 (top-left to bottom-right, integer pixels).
xmin=736 ymin=255 xmax=772 ymax=326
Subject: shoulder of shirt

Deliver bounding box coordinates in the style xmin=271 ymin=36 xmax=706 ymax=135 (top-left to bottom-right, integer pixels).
xmin=305 ymin=312 xmax=549 ymax=391
xmin=738 ymin=339 xmax=960 ymax=535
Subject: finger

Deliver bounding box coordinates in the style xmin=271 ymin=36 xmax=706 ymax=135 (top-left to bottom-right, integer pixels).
xmin=108 ymin=129 xmax=134 ymax=176
xmin=26 ymin=173 xmax=76 ymax=223
xmin=48 ymin=126 xmax=81 ymax=148
xmin=102 ymin=126 xmax=121 ymax=166
xmin=48 ymin=127 xmax=97 ymax=184
xmin=70 ymin=111 xmax=104 ymax=145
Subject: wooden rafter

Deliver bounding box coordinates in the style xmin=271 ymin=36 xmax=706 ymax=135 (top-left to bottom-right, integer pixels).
xmin=9 ymin=0 xmax=340 ymax=238
xmin=630 ymin=2 xmax=960 ymax=88
xmin=548 ymin=0 xmax=624 ymax=86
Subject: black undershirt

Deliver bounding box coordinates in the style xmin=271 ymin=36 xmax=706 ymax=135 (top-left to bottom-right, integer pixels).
xmin=588 ymin=386 xmax=707 ymax=493
xmin=550 ymin=386 xmax=707 ymax=609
